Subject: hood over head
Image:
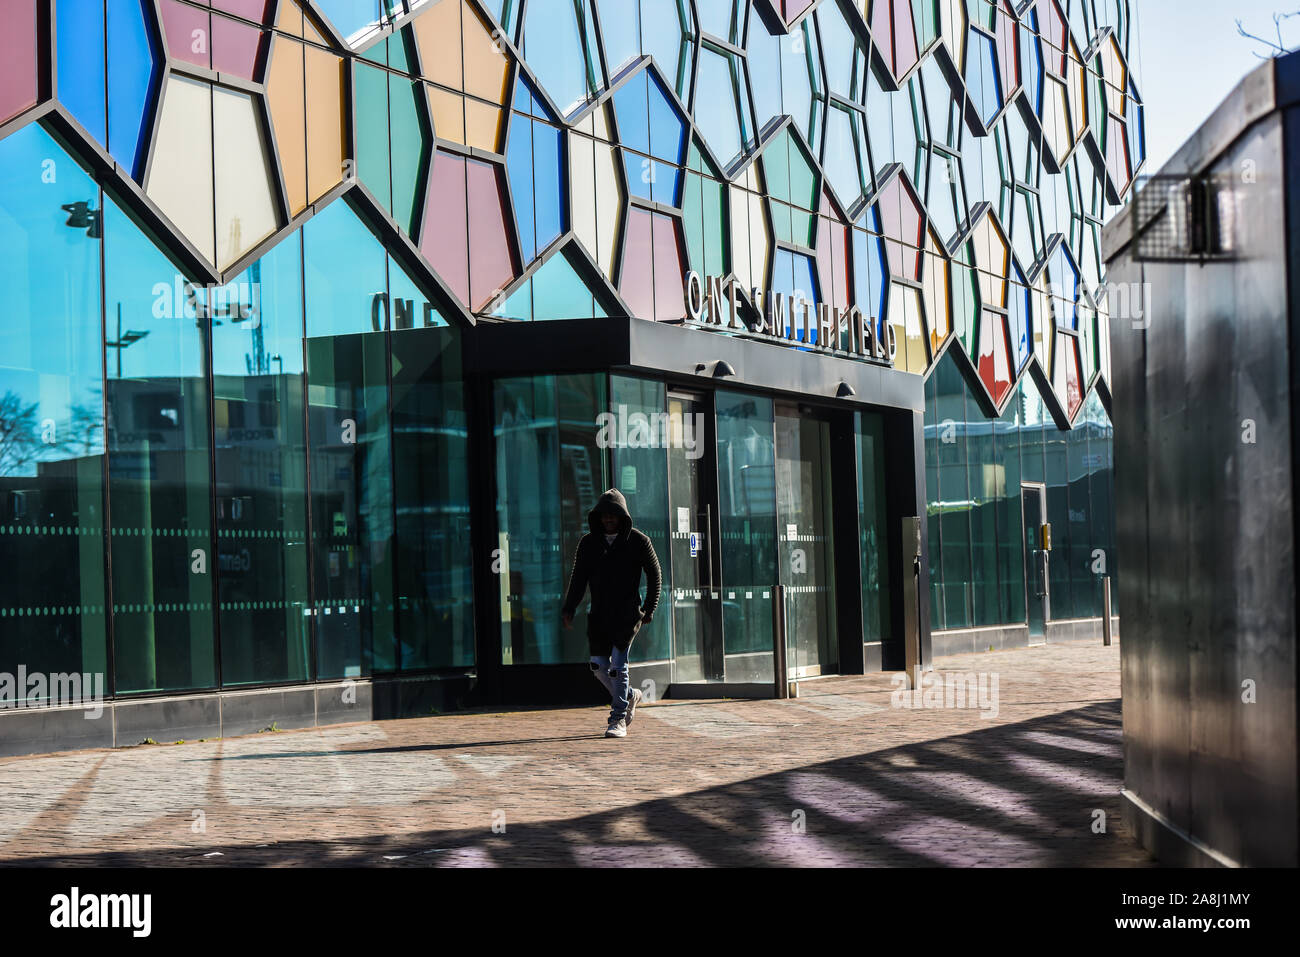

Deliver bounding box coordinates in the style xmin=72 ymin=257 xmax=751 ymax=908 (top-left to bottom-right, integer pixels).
xmin=588 ymin=488 xmax=632 ymax=536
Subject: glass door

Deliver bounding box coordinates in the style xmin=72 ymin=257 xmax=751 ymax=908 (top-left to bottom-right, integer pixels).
xmin=666 ymin=391 xmax=723 ymax=681
xmin=775 ymin=404 xmax=838 ymax=678
xmin=1022 ymin=482 xmax=1049 ymax=642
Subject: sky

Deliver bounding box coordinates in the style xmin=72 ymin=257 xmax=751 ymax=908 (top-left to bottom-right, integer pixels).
xmin=1136 ymin=0 xmax=1300 ymax=173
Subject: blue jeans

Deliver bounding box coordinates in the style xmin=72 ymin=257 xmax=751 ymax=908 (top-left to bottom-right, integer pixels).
xmin=589 ymin=646 xmax=630 ymax=722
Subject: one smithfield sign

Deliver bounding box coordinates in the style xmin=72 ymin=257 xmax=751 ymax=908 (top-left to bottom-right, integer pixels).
xmin=683 ymin=271 xmax=897 ymax=366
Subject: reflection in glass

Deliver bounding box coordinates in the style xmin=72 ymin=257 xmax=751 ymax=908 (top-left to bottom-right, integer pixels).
xmin=0 ymin=125 xmax=108 ymax=699
xmin=212 ymin=234 xmax=310 ymax=686
xmin=104 ymin=199 xmax=216 ymax=694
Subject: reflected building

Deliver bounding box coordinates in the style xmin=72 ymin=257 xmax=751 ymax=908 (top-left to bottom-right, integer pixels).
xmin=0 ymin=0 xmax=1141 ymax=754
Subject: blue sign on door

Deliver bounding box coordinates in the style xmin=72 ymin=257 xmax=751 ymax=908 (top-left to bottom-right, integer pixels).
xmin=688 ymin=532 xmax=699 ymax=557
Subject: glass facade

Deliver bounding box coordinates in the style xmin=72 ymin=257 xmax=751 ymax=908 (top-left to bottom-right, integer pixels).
xmin=925 ymin=348 xmax=1117 ymax=632
xmin=0 ymin=0 xmax=1138 ymax=714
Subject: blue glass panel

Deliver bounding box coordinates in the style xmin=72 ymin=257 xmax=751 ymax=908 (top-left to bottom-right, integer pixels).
xmin=817 ymin=0 xmax=855 ymax=96
xmin=824 ymin=103 xmax=862 ymax=206
xmin=966 ymin=30 xmax=1003 ymax=128
xmin=647 ymin=70 xmax=686 ymax=164
xmin=302 ymin=199 xmax=388 ymax=336
xmin=531 ymin=120 xmax=564 ymax=248
xmin=694 ymin=46 xmax=742 ymax=165
xmin=57 ymin=0 xmax=107 ymax=143
xmin=640 ymin=0 xmax=691 ymax=94
xmin=770 ymin=247 xmax=821 ymax=344
xmin=782 ymin=20 xmax=818 ymax=142
xmin=505 ymin=109 xmax=536 ymax=260
xmin=315 ymin=0 xmax=383 ymax=42
xmin=532 ymin=249 xmax=604 ymax=319
xmin=521 ymin=0 xmax=601 ymax=118
xmin=696 ymin=0 xmax=738 ymax=42
xmin=612 ymin=72 xmax=651 ymax=155
xmin=596 ymin=0 xmax=640 ymax=75
xmin=747 ymin=19 xmax=781 ymax=131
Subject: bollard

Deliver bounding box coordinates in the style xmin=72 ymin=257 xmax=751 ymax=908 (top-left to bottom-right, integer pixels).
xmin=1102 ymin=576 xmax=1112 ymax=646
xmin=772 ymin=584 xmax=789 ymax=699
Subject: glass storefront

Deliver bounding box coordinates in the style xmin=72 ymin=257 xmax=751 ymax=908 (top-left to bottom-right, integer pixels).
xmin=925 ymin=348 xmax=1117 ymax=632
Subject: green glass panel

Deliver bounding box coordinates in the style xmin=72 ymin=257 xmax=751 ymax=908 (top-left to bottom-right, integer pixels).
xmin=389 ymin=74 xmax=430 ymax=237
xmin=354 ymin=63 xmax=391 ymax=214
xmin=532 ymin=250 xmax=604 ymax=319
xmin=388 ymin=256 xmax=446 ymax=328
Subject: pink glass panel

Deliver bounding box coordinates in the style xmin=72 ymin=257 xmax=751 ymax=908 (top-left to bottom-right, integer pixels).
xmin=211 ymin=0 xmax=271 ymax=23
xmin=995 ymin=2 xmax=1019 ymax=101
xmin=1043 ymin=0 xmax=1067 ymax=75
xmin=650 ymin=213 xmax=686 ymax=322
xmin=1106 ymin=115 xmax=1131 ymax=189
xmin=0 ymin=0 xmax=39 ymax=124
xmin=212 ymin=14 xmax=264 ymax=80
xmin=420 ymin=150 xmax=471 ymax=306
xmin=878 ymin=177 xmax=922 ymax=280
xmin=871 ymin=1 xmax=893 ymax=70
xmin=892 ymin=0 xmax=919 ymax=78
xmin=816 ymin=192 xmax=850 ymax=312
xmin=781 ymin=0 xmax=814 ymax=22
xmin=160 ymin=0 xmax=211 ymax=70
xmin=620 ymin=209 xmax=656 ymax=321
xmin=466 ymin=157 xmax=517 ymax=311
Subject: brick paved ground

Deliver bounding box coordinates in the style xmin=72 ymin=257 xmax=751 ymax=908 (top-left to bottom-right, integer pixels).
xmin=0 ymin=640 xmax=1153 ymax=866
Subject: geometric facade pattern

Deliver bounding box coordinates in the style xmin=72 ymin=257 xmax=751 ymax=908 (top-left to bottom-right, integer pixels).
xmin=1 ymin=0 xmax=1142 ymax=428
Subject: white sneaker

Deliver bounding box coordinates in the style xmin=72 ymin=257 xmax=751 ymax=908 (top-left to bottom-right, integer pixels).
xmin=605 ymin=718 xmax=627 ymax=738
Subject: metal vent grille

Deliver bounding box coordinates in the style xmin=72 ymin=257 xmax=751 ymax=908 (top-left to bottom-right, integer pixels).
xmin=1132 ymin=173 xmax=1236 ymax=262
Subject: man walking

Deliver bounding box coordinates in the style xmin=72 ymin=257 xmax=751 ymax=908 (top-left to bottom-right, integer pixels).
xmin=561 ymin=489 xmax=661 ymax=738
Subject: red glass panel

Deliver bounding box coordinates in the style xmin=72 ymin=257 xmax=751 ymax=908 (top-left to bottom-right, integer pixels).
xmin=466 ymin=157 xmax=517 ymax=311
xmin=212 ymin=14 xmax=264 ymax=80
xmin=977 ymin=310 xmax=1013 ymax=407
xmin=161 ymin=0 xmax=212 ymax=70
xmin=420 ymin=150 xmax=471 ymax=306
xmin=620 ymin=208 xmax=656 ymax=321
xmin=1065 ymin=336 xmax=1083 ymax=418
xmin=650 ymin=213 xmax=686 ymax=322
xmin=0 ymin=0 xmax=39 ymax=124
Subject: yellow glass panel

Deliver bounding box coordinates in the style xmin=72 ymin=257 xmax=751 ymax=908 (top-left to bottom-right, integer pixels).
xmin=266 ymin=37 xmax=307 ymax=215
xmin=569 ymin=131 xmax=599 ymax=263
xmin=428 ymin=85 xmax=466 ymax=145
xmin=412 ymin=0 xmax=462 ymax=90
xmin=888 ymin=284 xmax=927 ymax=374
xmin=747 ymin=189 xmax=770 ymax=287
xmin=276 ymin=0 xmax=302 ymax=35
xmin=304 ymin=46 xmax=346 ymax=203
xmin=592 ymin=101 xmax=612 ymax=142
xmin=1043 ymin=76 xmax=1071 ymax=160
xmin=464 ymin=99 xmax=502 ymax=151
xmin=1033 ymin=272 xmax=1052 ymax=368
xmin=461 ymin=0 xmax=509 ymax=104
xmin=728 ymin=184 xmax=752 ymax=289
xmin=923 ymin=242 xmax=950 ymax=356
xmin=213 ymin=86 xmax=278 ymax=270
xmin=594 ymin=138 xmax=621 ymax=275
xmin=148 ymin=76 xmax=215 ymax=264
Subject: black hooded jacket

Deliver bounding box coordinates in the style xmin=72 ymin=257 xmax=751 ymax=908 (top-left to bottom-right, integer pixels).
xmin=561 ymin=489 xmax=662 ymax=653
